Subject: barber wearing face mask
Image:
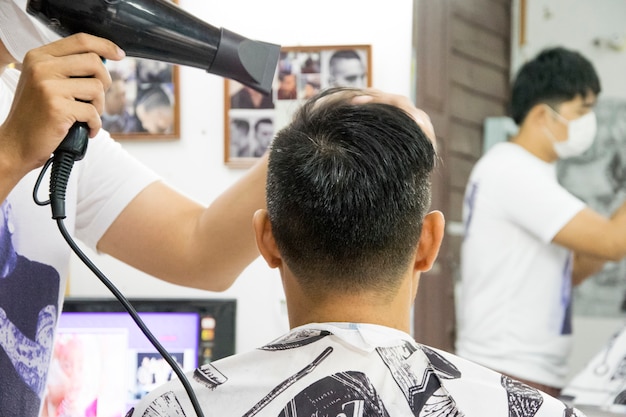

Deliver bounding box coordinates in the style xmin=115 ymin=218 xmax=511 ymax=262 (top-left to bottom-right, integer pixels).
xmin=456 ymin=47 xmax=616 ymax=398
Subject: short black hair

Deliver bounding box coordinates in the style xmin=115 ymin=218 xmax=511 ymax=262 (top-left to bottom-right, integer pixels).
xmin=231 ymin=118 xmax=250 ymax=134
xmin=137 ymin=86 xmax=171 ymax=111
xmin=255 ymin=118 xmax=273 ymax=131
xmin=329 ymin=49 xmax=362 ymax=65
xmin=267 ymin=88 xmax=436 ymax=296
xmin=510 ymin=47 xmax=601 ymax=125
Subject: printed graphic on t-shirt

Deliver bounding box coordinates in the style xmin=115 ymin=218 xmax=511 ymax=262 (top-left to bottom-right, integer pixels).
xmin=560 ymin=254 xmax=573 ymax=335
xmin=463 ymin=181 xmax=480 ymax=237
xmin=0 ymin=254 xmax=60 ymax=417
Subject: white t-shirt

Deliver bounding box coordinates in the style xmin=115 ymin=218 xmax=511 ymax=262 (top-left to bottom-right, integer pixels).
xmin=0 ymin=68 xmax=159 ymax=417
xmin=457 ymin=142 xmax=586 ymax=388
xmin=129 ymin=322 xmax=585 ymax=417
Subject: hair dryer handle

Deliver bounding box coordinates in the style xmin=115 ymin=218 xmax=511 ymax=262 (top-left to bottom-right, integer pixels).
xmin=56 ymin=122 xmax=89 ymax=161
xmin=49 ymin=122 xmax=88 ymax=219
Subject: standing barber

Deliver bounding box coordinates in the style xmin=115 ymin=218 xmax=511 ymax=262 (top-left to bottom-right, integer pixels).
xmin=0 ymin=1 xmax=267 ymax=415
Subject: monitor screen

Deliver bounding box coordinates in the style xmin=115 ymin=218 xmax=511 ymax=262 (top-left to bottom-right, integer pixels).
xmin=41 ymin=298 xmax=236 ymax=417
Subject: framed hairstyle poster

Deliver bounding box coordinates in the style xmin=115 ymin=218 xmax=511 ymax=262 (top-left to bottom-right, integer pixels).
xmin=100 ymin=0 xmax=180 ymax=140
xmin=224 ymin=44 xmax=372 ymax=168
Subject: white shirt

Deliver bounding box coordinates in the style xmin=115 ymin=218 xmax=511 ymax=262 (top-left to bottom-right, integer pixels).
xmin=457 ymin=142 xmax=586 ymax=388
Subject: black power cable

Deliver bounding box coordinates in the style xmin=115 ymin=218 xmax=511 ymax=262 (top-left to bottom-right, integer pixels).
xmin=34 ymin=122 xmax=205 ymax=417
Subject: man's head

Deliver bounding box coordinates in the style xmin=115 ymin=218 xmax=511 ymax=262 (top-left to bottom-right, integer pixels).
xmin=231 ymin=118 xmax=250 ymax=142
xmin=135 ymin=86 xmax=173 ymax=134
xmin=255 ymin=88 xmax=442 ymax=313
xmin=328 ymin=50 xmax=366 ymax=88
xmin=254 ymin=118 xmax=274 ymax=149
xmin=278 ymin=73 xmax=297 ymax=99
xmin=510 ymin=47 xmax=601 ymax=160
xmin=510 ymin=47 xmax=601 ymax=126
xmin=230 ymin=118 xmax=250 ymax=156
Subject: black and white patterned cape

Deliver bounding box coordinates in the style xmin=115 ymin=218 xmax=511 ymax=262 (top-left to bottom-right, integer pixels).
xmin=128 ymin=323 xmax=586 ymax=417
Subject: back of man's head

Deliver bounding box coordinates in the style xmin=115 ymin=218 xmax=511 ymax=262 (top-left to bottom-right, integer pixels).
xmin=266 ymin=88 xmax=436 ymax=296
xmin=510 ymin=47 xmax=601 ymax=125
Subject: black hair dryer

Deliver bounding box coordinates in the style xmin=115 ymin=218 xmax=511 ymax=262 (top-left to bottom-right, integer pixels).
xmin=26 ymin=0 xmax=280 ymax=94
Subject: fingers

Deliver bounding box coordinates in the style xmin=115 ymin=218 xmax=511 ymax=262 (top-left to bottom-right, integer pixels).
xmin=26 ymin=32 xmax=125 ymax=63
xmin=23 ymin=34 xmax=120 ymax=90
xmin=350 ymin=88 xmax=437 ymax=147
xmin=58 ymin=78 xmax=105 ymax=136
xmin=20 ymin=33 xmax=123 ymax=137
xmin=26 ymin=52 xmax=113 ymax=90
xmin=67 ymin=100 xmax=103 ymax=138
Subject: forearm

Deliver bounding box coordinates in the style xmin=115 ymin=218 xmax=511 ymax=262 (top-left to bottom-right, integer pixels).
xmin=190 ymin=153 xmax=268 ymax=290
xmin=554 ymin=202 xmax=626 ymax=262
xmin=0 ymin=125 xmax=34 ymax=204
xmin=572 ymin=252 xmax=605 ymax=286
xmin=605 ymin=201 xmax=626 ymax=260
xmin=99 ymin=154 xmax=268 ymax=291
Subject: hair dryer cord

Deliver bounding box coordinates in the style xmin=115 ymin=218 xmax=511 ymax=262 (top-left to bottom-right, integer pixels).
xmin=32 ymin=122 xmax=206 ymax=417
xmin=55 ymin=218 xmax=206 ymax=417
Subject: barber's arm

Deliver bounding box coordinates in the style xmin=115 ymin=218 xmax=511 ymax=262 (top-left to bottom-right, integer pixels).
xmin=554 ymin=200 xmax=626 ymax=285
xmin=97 ymin=154 xmax=268 ymax=292
xmin=572 ymin=252 xmax=605 ymax=286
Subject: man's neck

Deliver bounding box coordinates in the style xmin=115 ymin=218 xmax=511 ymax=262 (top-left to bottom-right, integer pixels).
xmin=283 ymin=274 xmax=415 ymax=334
xmin=510 ymin=127 xmax=558 ymax=163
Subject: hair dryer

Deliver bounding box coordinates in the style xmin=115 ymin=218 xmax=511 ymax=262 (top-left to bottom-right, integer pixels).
xmin=26 ymin=0 xmax=280 ymax=94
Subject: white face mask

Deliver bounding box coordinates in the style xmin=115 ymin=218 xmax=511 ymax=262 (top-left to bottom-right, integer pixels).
xmin=544 ymin=106 xmax=597 ymax=159
xmin=0 ymin=0 xmax=60 ymax=63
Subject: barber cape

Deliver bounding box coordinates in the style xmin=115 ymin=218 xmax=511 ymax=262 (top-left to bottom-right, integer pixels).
xmin=129 ymin=322 xmax=585 ymax=417
xmin=562 ymin=324 xmax=626 ymax=415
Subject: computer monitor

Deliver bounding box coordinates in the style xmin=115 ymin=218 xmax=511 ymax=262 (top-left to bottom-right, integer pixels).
xmin=42 ymin=297 xmax=236 ymax=417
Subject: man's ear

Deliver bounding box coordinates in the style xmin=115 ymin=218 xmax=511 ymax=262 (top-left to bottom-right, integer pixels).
xmin=527 ymin=103 xmax=552 ymax=126
xmin=414 ymin=210 xmax=445 ymax=272
xmin=253 ymin=209 xmax=282 ymax=269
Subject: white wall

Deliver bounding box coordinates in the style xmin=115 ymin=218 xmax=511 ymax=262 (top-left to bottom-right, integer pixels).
xmin=68 ymin=0 xmax=415 ymax=354
xmin=511 ymin=0 xmax=626 ymax=381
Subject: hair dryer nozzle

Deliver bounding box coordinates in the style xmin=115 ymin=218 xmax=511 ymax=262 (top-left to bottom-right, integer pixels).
xmin=211 ymin=28 xmax=279 ymax=95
